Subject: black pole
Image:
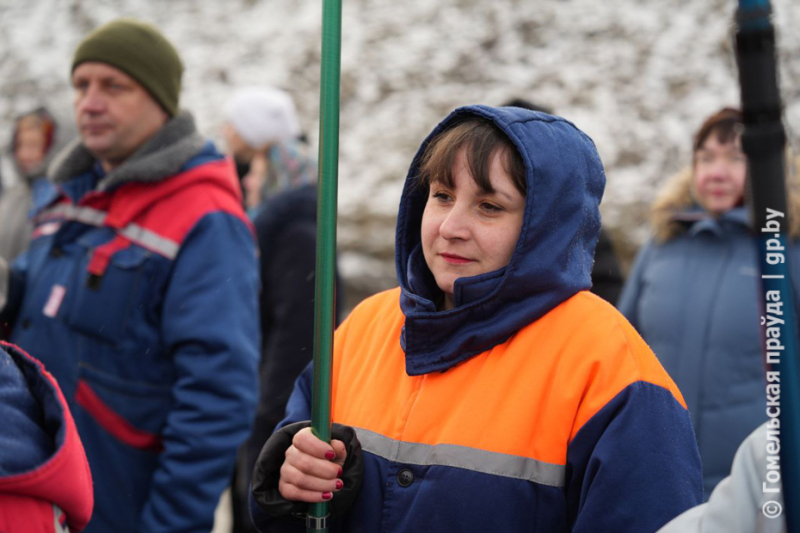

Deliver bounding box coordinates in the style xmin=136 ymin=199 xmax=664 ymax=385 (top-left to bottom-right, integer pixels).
xmin=735 ymin=1 xmax=800 ymax=530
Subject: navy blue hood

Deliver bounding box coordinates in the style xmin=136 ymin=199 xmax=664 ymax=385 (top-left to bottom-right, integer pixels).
xmin=0 ymin=343 xmax=58 ymax=477
xmin=396 ymin=105 xmax=605 ymax=375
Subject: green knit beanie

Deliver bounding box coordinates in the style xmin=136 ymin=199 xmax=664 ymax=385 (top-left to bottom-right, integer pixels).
xmin=72 ymin=19 xmax=183 ymax=116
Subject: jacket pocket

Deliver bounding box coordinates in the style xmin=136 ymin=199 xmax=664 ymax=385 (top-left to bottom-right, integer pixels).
xmin=75 ymin=364 xmax=172 ymax=452
xmin=67 ymin=243 xmax=151 ymax=345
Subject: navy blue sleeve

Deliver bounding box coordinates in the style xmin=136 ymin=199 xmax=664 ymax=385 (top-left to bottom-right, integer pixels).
xmin=0 ymin=345 xmax=53 ymax=475
xmin=276 ymin=362 xmax=314 ymax=432
xmin=139 ymin=212 xmax=260 ymax=532
xmin=567 ymin=381 xmax=703 ymax=533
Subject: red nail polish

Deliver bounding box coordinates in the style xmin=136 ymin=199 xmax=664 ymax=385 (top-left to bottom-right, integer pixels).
xmin=335 ymin=480 xmax=344 ymax=490
xmin=325 ymin=451 xmax=335 ymax=460
xmin=322 ymin=492 xmax=333 ymax=500
xmin=337 ymin=467 xmax=343 ymax=477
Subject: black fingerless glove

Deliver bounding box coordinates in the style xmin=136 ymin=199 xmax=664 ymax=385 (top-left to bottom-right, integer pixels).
xmin=251 ymin=421 xmax=364 ymax=521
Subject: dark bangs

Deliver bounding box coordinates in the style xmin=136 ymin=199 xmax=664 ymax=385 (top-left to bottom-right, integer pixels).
xmin=693 ymin=107 xmax=743 ymax=153
xmin=418 ymin=118 xmax=527 ymax=196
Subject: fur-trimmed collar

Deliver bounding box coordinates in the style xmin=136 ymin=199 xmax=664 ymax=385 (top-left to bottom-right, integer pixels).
xmin=651 ymin=155 xmax=800 ymax=242
xmin=48 ymin=112 xmax=207 ymax=191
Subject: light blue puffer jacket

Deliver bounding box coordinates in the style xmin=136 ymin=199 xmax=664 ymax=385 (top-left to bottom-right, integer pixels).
xmin=619 ymin=205 xmax=800 ymax=497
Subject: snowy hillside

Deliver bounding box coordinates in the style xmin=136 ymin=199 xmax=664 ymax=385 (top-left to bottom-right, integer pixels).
xmin=1 ymin=0 xmax=799 ymax=304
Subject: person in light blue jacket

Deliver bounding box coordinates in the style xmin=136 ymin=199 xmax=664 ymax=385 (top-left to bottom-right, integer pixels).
xmin=618 ymin=107 xmax=800 ymax=497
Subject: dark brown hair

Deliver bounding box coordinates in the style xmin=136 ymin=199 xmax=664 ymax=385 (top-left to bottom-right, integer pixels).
xmin=418 ymin=118 xmax=527 ymax=196
xmin=693 ymin=107 xmax=743 ymax=154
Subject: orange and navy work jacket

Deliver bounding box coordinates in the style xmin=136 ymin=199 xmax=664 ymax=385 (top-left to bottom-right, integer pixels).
xmin=258 ymin=105 xmax=702 ymax=533
xmin=276 ymin=289 xmax=702 ymax=533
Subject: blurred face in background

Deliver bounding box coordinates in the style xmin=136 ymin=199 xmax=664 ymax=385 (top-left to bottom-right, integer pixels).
xmin=242 ymin=152 xmax=268 ymax=209
xmin=223 ymin=123 xmax=268 ymax=209
xmin=693 ymin=132 xmax=747 ymax=216
xmin=14 ymin=125 xmax=47 ymax=174
xmin=223 ymin=123 xmax=255 ymax=162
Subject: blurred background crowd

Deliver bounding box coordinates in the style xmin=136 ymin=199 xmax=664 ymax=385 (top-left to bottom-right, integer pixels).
xmin=1 ymin=0 xmax=799 ymax=308
xmin=1 ymin=1 xmax=799 ymax=532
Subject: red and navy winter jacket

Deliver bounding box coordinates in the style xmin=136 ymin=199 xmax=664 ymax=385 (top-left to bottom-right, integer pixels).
xmin=253 ymin=106 xmax=702 ymax=532
xmin=0 ymin=341 xmax=93 ymax=533
xmin=1 ymin=116 xmax=260 ymax=532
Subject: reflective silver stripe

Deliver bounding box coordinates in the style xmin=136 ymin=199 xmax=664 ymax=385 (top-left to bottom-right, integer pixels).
xmin=120 ymin=223 xmax=180 ymax=259
xmin=71 ymin=205 xmax=107 ymax=226
xmin=353 ymin=427 xmax=566 ymax=487
xmin=36 ymin=203 xmax=71 ymax=221
xmin=37 ymin=204 xmax=107 ymax=226
xmin=35 ymin=204 xmax=179 ymax=259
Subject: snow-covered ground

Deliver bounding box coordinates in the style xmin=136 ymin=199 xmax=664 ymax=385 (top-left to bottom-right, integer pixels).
xmin=1 ymin=0 xmax=799 ymax=301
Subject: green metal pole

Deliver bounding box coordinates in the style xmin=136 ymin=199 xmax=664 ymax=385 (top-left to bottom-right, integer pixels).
xmin=308 ymin=0 xmax=342 ymax=531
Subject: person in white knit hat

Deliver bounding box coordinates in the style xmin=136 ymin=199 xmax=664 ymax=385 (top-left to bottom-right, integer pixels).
xmin=223 ymin=87 xmax=315 ymax=216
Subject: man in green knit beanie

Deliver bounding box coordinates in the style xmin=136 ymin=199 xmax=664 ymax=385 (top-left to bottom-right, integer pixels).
xmin=0 ymin=18 xmax=260 ymax=533
xmin=70 ymin=18 xmax=184 ymax=170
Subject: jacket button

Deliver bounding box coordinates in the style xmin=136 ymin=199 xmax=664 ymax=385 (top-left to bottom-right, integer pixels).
xmin=20 ymin=319 xmax=31 ymax=330
xmin=397 ymin=469 xmax=414 ymax=487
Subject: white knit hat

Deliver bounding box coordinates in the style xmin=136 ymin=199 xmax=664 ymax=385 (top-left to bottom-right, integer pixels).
xmin=224 ymin=87 xmax=301 ymax=149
